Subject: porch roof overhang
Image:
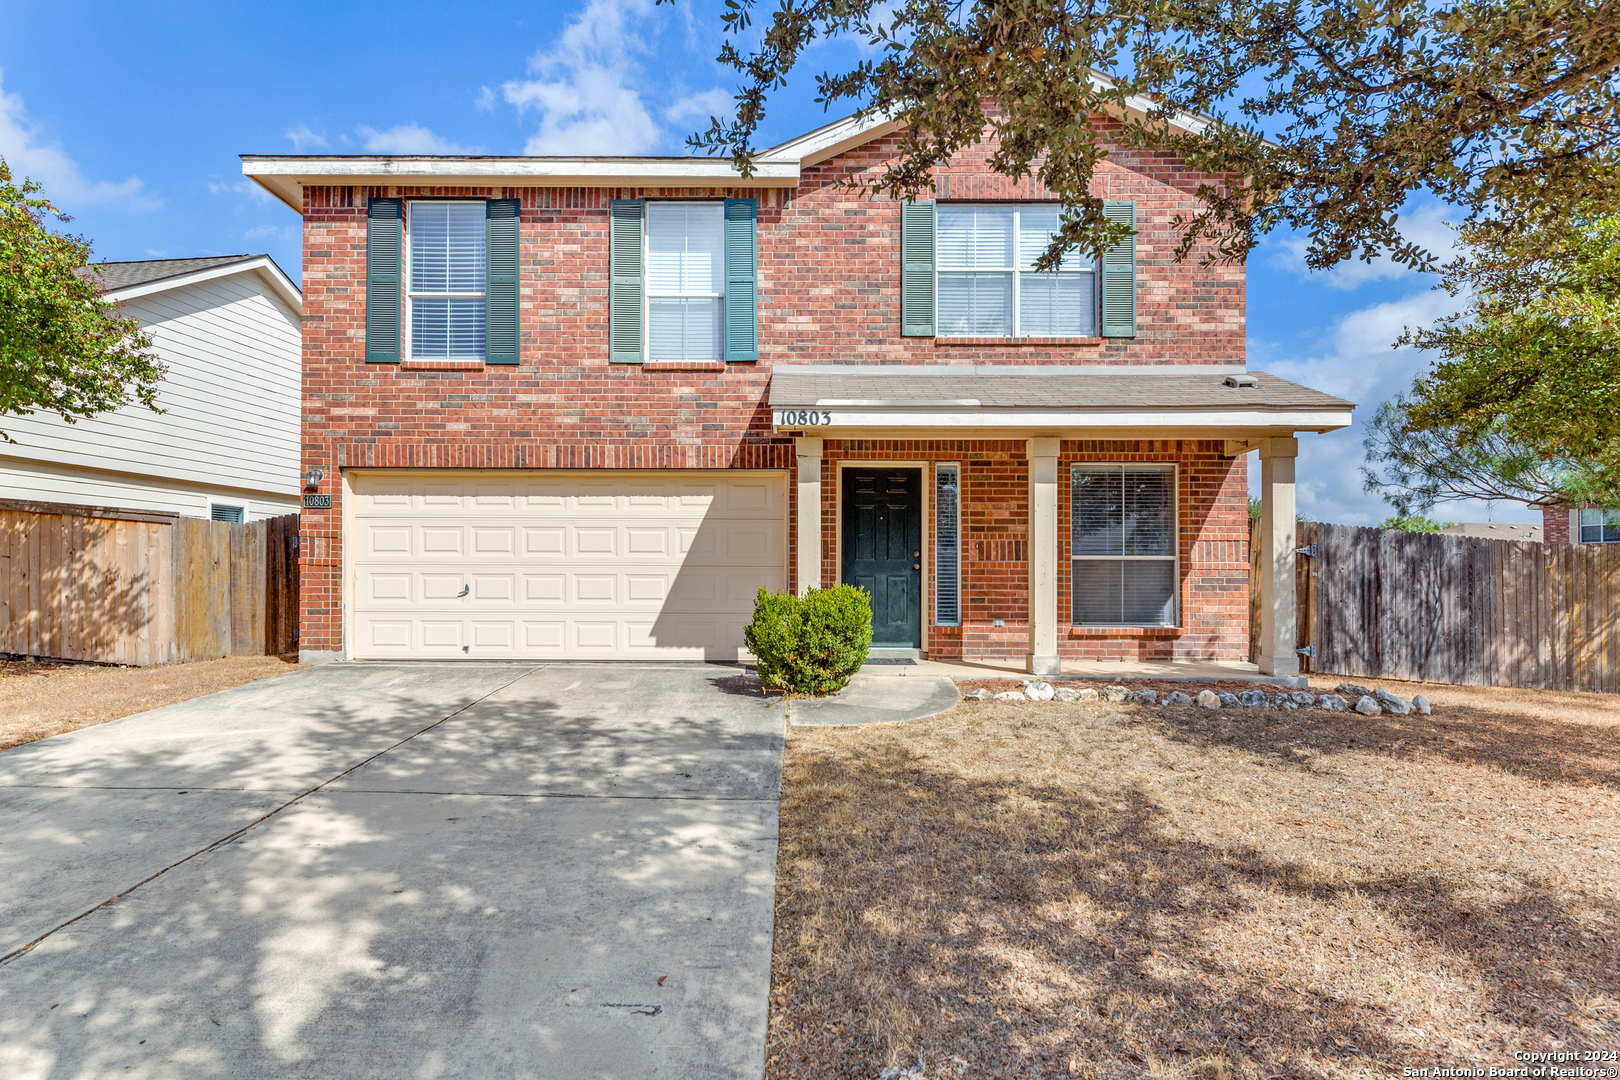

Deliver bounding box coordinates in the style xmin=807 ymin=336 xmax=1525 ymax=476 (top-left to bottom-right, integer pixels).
xmin=768 ymin=365 xmax=1354 ymax=440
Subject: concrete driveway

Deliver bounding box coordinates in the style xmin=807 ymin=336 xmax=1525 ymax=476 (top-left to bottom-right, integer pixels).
xmin=0 ymin=663 xmax=785 ymax=1080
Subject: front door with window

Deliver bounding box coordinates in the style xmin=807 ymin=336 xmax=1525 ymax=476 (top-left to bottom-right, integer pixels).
xmin=842 ymin=468 xmax=922 ymax=647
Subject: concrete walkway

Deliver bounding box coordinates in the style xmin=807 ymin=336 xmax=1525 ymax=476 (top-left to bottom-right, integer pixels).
xmin=787 ymin=672 xmax=960 ymax=728
xmin=0 ymin=663 xmax=784 ymax=1080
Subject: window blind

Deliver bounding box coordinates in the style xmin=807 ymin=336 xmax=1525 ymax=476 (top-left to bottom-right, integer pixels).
xmin=935 ymin=464 xmax=961 ymax=626
xmin=647 ymin=203 xmax=724 ymax=361
xmin=1070 ymin=464 xmax=1177 ymax=626
xmin=408 ymin=202 xmax=486 ymax=360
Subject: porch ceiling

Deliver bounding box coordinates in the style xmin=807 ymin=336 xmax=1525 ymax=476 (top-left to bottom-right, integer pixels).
xmin=768 ymin=364 xmax=1354 ymax=437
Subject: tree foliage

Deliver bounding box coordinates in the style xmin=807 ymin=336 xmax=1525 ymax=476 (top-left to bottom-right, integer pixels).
xmin=1377 ymin=514 xmax=1457 ymax=533
xmin=0 ymin=158 xmax=161 ymax=442
xmin=670 ymin=0 xmax=1620 ymax=269
xmin=1394 ymin=205 xmax=1620 ymax=504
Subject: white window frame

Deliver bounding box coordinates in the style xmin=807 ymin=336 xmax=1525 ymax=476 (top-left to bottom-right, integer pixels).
xmin=1578 ymin=507 xmax=1620 ymax=544
xmin=208 ymin=500 xmax=246 ymax=524
xmin=1068 ymin=462 xmax=1179 ymax=627
xmin=936 ymin=203 xmax=1097 ymax=339
xmin=403 ymin=199 xmax=486 ymax=362
xmin=934 ymin=462 xmax=961 ymax=627
xmin=643 ymin=200 xmax=726 ymax=363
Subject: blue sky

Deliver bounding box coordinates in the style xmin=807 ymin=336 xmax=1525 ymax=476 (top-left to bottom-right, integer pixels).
xmin=0 ymin=0 xmax=1536 ymax=527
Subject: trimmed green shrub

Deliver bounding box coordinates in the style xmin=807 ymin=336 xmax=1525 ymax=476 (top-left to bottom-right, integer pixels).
xmin=743 ymin=585 xmax=873 ymax=696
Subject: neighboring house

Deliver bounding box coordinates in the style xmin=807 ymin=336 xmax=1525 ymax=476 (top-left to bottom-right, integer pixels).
xmin=243 ymin=107 xmax=1352 ymax=675
xmin=1441 ymin=522 xmax=1543 ymax=543
xmin=0 ymin=255 xmax=303 ymax=523
xmin=1542 ymin=505 xmax=1620 ymax=545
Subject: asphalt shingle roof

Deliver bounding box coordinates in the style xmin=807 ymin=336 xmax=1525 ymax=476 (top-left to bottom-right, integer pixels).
xmin=768 ymin=366 xmax=1354 ymax=411
xmin=78 ymin=255 xmax=261 ymax=291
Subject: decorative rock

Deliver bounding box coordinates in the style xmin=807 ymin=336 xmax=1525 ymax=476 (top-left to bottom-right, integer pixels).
xmin=1196 ymin=689 xmax=1221 ymax=710
xmin=1023 ymin=680 xmax=1056 ymax=702
xmin=1354 ymin=695 xmax=1382 ymax=716
xmin=965 ymin=688 xmax=992 ymax=701
xmin=1166 ymin=691 xmax=1194 ymax=706
xmin=1132 ymin=689 xmax=1158 ymax=705
xmin=1277 ymin=698 xmax=1299 ymax=710
xmin=1336 ymin=682 xmax=1373 ymax=698
xmin=1053 ymin=687 xmax=1080 ymax=703
xmin=1411 ymin=694 xmax=1432 ymax=715
xmin=1238 ymin=689 xmax=1270 ymax=707
xmin=993 ymin=691 xmax=1026 ymax=703
xmin=1074 ymin=687 xmax=1100 ymax=702
xmin=1100 ymin=685 xmax=1130 ymax=703
xmin=1289 ymin=691 xmax=1317 ymax=707
xmin=1217 ymin=691 xmax=1241 ymax=708
xmin=1373 ymin=687 xmax=1413 ymax=715
xmin=1317 ymin=693 xmax=1347 ymax=711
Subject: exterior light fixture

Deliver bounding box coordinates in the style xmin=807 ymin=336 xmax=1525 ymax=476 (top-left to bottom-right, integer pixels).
xmin=303 ymin=467 xmax=326 ymax=490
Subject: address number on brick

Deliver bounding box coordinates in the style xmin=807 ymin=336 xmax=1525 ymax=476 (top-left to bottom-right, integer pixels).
xmin=302 ymin=494 xmax=333 ymax=509
xmin=774 ymin=410 xmax=832 ymax=427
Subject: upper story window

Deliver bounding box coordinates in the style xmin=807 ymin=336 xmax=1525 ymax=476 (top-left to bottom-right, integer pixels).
xmin=936 ymin=205 xmax=1096 ymax=337
xmin=608 ymin=198 xmax=758 ymax=365
xmin=1579 ymin=508 xmax=1620 ymax=543
xmin=646 ymin=203 xmax=725 ymax=361
xmin=407 ymin=202 xmax=486 ymax=360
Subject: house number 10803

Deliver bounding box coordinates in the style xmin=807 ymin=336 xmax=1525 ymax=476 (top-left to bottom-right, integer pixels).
xmin=776 ymin=410 xmax=832 ymax=427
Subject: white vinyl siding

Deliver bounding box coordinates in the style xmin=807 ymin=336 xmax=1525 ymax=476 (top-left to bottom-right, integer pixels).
xmin=1070 ymin=464 xmax=1177 ymax=626
xmin=0 ymin=272 xmax=300 ymax=510
xmin=407 ymin=201 xmax=486 ymax=360
xmin=937 ymin=204 xmax=1096 ymax=337
xmin=646 ymin=203 xmax=724 ymax=361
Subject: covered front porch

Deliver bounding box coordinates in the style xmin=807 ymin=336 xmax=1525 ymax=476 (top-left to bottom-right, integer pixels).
xmin=769 ymin=365 xmax=1353 ymax=682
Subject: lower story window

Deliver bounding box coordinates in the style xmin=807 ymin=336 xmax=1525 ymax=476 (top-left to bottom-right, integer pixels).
xmin=1070 ymin=463 xmax=1177 ymax=626
xmin=1579 ymin=508 xmax=1620 ymax=543
xmin=210 ymin=503 xmax=245 ymax=524
xmin=935 ymin=463 xmax=960 ymax=626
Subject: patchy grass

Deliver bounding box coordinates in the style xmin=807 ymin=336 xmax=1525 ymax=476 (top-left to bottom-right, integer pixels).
xmin=0 ymin=655 xmax=301 ymax=752
xmin=766 ymin=677 xmax=1620 ymax=1079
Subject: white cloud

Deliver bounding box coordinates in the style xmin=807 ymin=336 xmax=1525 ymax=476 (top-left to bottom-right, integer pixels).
xmin=0 ymin=69 xmax=157 ymax=211
xmin=284 ymin=125 xmax=328 ymax=152
xmin=210 ymin=178 xmax=274 ymax=204
xmin=1265 ymin=202 xmax=1460 ymax=291
xmin=500 ymin=0 xmax=726 ymax=155
xmin=475 ymin=86 xmax=497 ymax=111
xmin=354 ymin=124 xmax=481 ymax=154
xmin=1250 ymin=286 xmax=1538 ymax=526
xmin=243 ymin=223 xmax=295 ymax=241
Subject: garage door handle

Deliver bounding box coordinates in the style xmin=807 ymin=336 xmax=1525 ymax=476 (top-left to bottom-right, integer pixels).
xmin=457 ymin=584 xmax=470 ymax=598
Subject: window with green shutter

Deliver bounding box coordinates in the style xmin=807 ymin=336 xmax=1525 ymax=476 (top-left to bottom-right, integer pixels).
xmin=1100 ymin=201 xmax=1137 ymax=338
xmin=901 ymin=200 xmax=936 ymax=337
xmin=365 ymin=198 xmax=403 ymax=363
xmin=609 ymin=199 xmax=645 ymax=363
xmin=484 ymin=198 xmax=520 ymax=364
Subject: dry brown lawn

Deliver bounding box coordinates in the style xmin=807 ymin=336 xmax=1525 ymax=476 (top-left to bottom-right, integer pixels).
xmin=0 ymin=655 xmax=302 ymax=752
xmin=767 ymin=677 xmax=1620 ymax=1080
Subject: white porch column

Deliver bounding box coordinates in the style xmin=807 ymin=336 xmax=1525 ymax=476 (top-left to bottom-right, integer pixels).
xmin=1027 ymin=438 xmax=1061 ymax=676
xmin=794 ymin=438 xmax=823 ymax=596
xmin=1257 ymin=436 xmax=1299 ymax=678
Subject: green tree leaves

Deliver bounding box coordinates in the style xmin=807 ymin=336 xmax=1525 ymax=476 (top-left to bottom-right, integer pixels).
xmin=0 ymin=158 xmax=161 ymax=442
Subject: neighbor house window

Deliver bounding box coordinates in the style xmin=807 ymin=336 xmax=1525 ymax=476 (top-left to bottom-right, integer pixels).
xmin=210 ymin=503 xmax=245 ymax=524
xmin=1579 ymin=508 xmax=1620 ymax=543
xmin=936 ymin=204 xmax=1096 ymax=337
xmin=646 ymin=202 xmax=725 ymax=361
xmin=407 ymin=201 xmax=486 ymax=360
xmin=1070 ymin=464 xmax=1177 ymax=626
xmin=935 ymin=463 xmax=961 ymax=626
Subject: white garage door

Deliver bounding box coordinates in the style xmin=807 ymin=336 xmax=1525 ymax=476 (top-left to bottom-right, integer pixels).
xmin=349 ymin=471 xmax=786 ymax=660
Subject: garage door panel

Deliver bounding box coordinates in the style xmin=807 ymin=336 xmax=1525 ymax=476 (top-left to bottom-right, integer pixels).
xmin=351 ymin=471 xmax=784 ymax=660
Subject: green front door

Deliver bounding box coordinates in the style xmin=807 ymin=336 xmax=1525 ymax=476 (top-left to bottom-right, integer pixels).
xmin=842 ymin=467 xmax=922 ymax=648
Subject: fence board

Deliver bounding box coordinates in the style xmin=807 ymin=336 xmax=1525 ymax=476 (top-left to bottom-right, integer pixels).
xmin=1282 ymin=522 xmax=1620 ymax=691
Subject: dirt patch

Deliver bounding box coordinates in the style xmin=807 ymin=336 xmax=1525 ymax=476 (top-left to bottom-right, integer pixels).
xmin=0 ymin=655 xmax=302 ymax=752
xmin=957 ymin=677 xmax=1287 ymax=698
xmin=767 ymin=678 xmax=1620 ymax=1079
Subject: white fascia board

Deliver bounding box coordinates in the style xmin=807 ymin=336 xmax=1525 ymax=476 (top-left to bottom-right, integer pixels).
xmin=103 ymin=256 xmax=303 ymax=314
xmin=772 ymin=407 xmax=1354 ymax=433
xmin=242 ymin=156 xmax=801 ymax=213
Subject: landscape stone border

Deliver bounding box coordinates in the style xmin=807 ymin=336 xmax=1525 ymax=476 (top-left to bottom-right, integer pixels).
xmin=962 ymin=679 xmax=1433 ymax=715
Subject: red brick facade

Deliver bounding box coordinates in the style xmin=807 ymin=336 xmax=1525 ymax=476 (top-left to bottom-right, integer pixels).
xmin=296 ymin=122 xmax=1251 ymax=660
xmin=1542 ymin=504 xmax=1571 ymax=544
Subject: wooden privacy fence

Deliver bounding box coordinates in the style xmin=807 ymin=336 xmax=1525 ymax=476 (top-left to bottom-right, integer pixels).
xmin=1252 ymin=519 xmax=1620 ymax=692
xmin=0 ymin=502 xmax=299 ymax=666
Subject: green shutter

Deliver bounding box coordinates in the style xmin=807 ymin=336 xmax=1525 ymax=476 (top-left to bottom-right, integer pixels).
xmin=1100 ymin=201 xmax=1137 ymax=338
xmin=609 ymin=199 xmax=644 ymax=363
xmin=901 ymin=200 xmax=935 ymax=337
xmin=365 ymin=197 xmax=402 ymax=363
xmin=724 ymin=198 xmax=758 ymax=362
xmin=484 ymin=198 xmax=520 ymax=364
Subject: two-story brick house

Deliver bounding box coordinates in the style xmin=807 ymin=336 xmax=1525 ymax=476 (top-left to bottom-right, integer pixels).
xmin=244 ymin=108 xmax=1351 ymax=678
